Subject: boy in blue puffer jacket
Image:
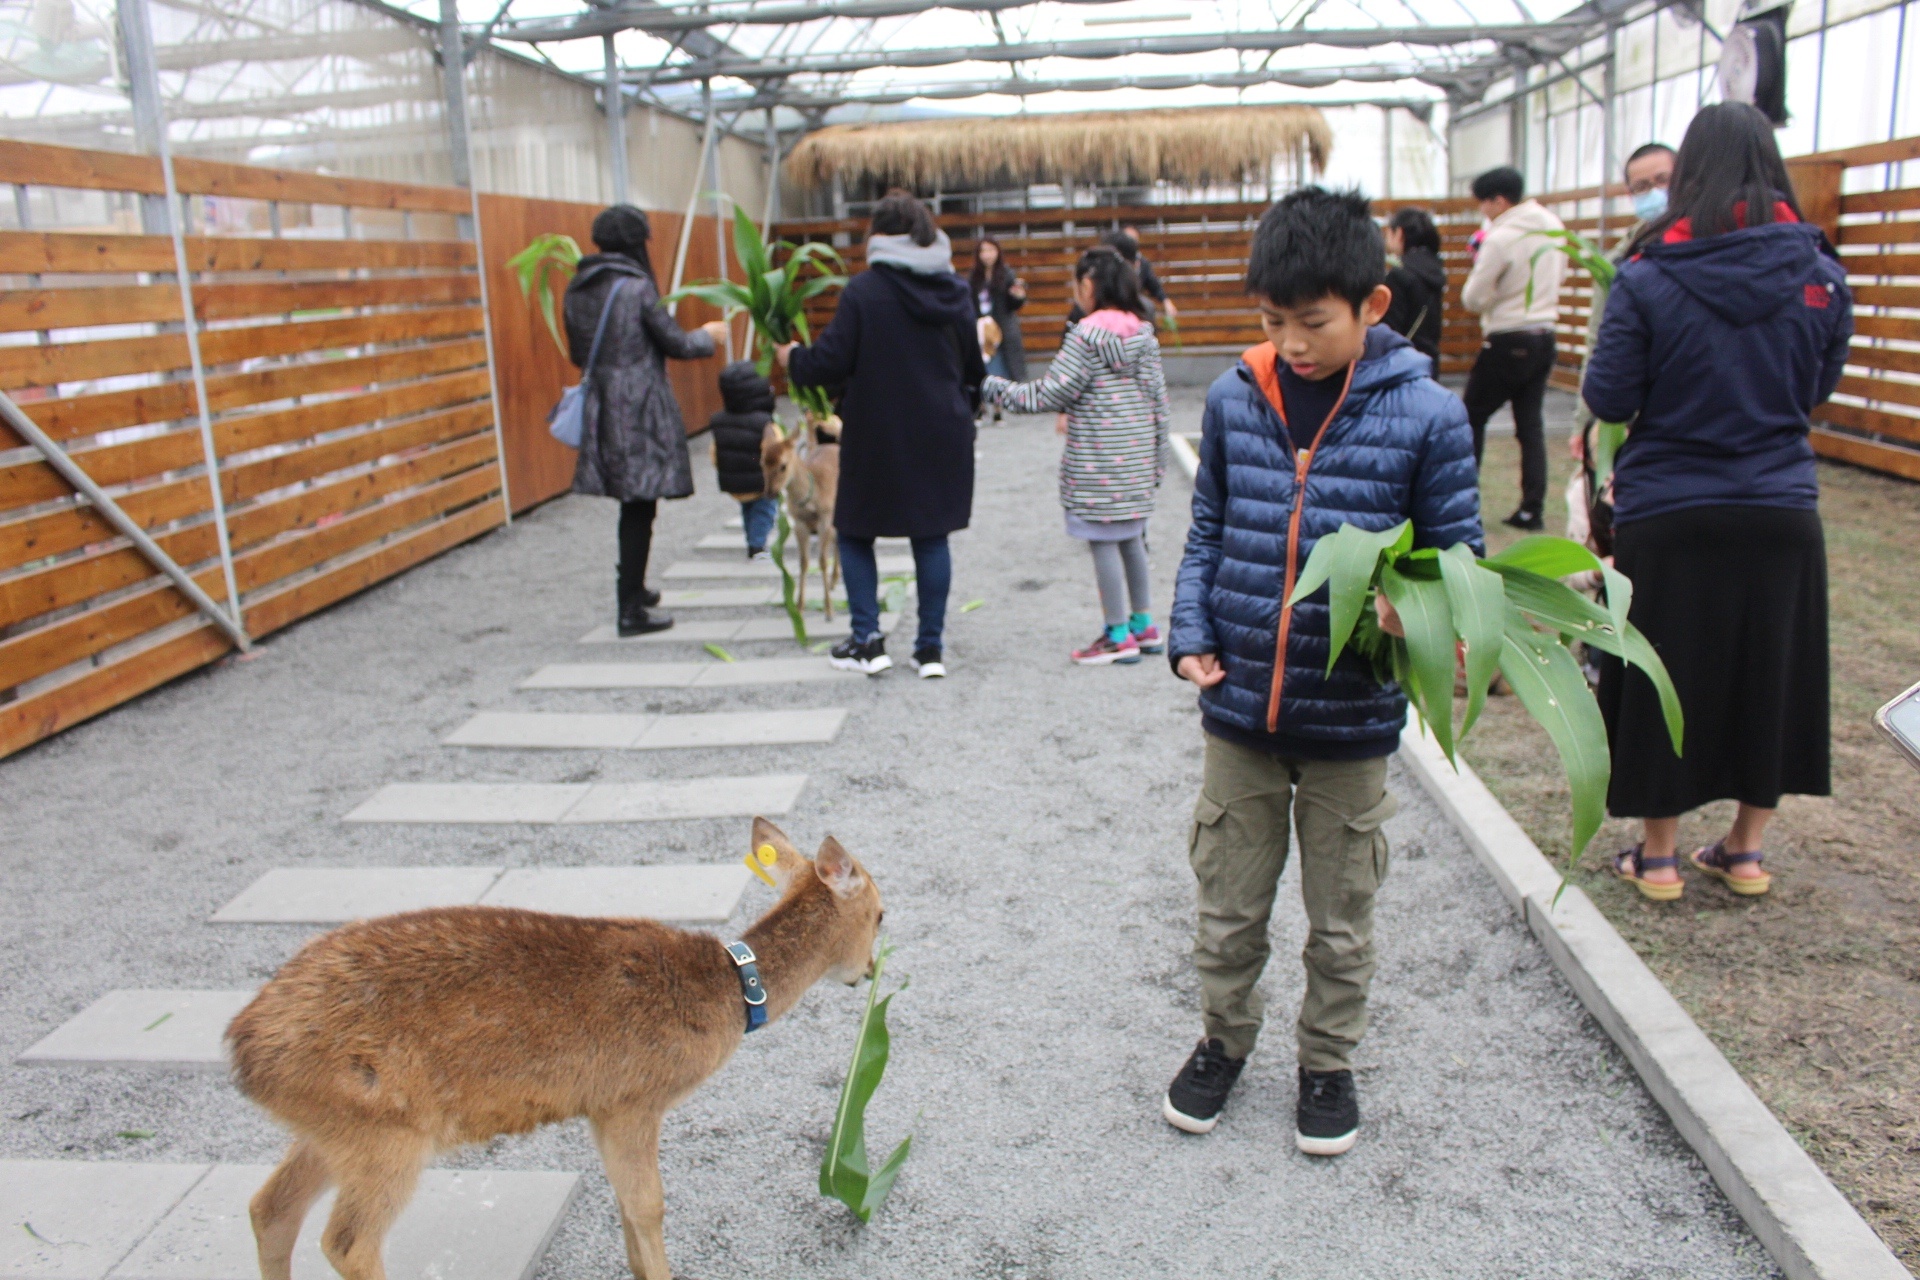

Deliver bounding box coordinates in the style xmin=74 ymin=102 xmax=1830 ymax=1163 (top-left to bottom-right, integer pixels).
xmin=1162 ymin=188 xmax=1481 ymax=1154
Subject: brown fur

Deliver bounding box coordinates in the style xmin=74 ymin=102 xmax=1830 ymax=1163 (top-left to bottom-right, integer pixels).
xmin=227 ymin=819 xmax=882 ymax=1280
xmin=759 ymin=423 xmax=840 ymax=621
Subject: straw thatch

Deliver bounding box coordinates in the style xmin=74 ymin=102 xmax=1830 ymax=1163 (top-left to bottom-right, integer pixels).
xmin=783 ymin=104 xmax=1331 ymax=191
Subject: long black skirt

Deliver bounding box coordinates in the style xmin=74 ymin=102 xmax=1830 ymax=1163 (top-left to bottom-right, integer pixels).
xmin=1598 ymin=503 xmax=1829 ymax=818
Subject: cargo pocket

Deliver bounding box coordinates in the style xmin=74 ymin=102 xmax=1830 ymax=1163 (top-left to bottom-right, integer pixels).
xmin=1189 ymin=793 xmax=1229 ymax=859
xmin=1344 ymin=791 xmax=1399 ymax=892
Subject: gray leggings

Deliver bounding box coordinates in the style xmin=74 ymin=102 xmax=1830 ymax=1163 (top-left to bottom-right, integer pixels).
xmin=1089 ymin=535 xmax=1151 ymax=629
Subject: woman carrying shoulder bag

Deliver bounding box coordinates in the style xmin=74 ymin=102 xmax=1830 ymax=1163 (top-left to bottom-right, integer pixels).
xmin=1582 ymin=103 xmax=1853 ymax=901
xmin=564 ymin=205 xmax=728 ymax=636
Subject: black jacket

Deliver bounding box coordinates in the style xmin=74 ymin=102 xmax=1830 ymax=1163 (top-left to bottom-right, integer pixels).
xmin=702 ymin=362 xmax=773 ymax=497
xmin=788 ymin=262 xmax=984 ymax=538
xmin=1382 ymin=246 xmax=1447 ymax=364
xmin=971 ymin=271 xmax=1028 ymax=380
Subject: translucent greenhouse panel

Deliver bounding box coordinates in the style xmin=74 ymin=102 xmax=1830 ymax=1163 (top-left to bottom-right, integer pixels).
xmin=1826 ymin=0 xmax=1905 ymax=29
xmin=1615 ymin=84 xmax=1658 ymax=154
xmin=1449 ymin=110 xmax=1510 ymax=190
xmin=466 ymin=48 xmax=608 ymax=204
xmin=1774 ymin=33 xmax=1822 ymax=156
xmin=1616 ymin=14 xmax=1658 ymax=92
xmin=0 ymin=0 xmax=136 ymax=155
xmin=1812 ymin=10 xmax=1902 ymax=152
xmin=1655 ymin=6 xmax=1709 ymax=79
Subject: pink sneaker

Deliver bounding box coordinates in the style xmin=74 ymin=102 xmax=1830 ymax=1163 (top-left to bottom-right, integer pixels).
xmin=1130 ymin=623 xmax=1165 ymax=653
xmin=1072 ymin=632 xmax=1142 ymax=666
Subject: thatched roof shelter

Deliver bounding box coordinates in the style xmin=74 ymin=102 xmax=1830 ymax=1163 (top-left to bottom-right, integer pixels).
xmin=783 ymin=105 xmax=1331 ymax=191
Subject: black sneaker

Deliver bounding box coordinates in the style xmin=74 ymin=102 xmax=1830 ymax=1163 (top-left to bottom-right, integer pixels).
xmin=617 ymin=608 xmax=672 ymax=637
xmin=1501 ymin=507 xmax=1545 ymax=532
xmin=910 ymin=646 xmax=945 ymax=679
xmin=829 ymin=635 xmax=892 ymax=676
xmin=1162 ymin=1037 xmax=1245 ymax=1134
xmin=1295 ymin=1068 xmax=1360 ymax=1156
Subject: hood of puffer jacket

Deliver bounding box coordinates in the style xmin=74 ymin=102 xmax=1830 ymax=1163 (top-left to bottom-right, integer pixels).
xmin=1075 ymin=311 xmax=1159 ymax=374
xmin=572 ymin=253 xmax=650 ymax=289
xmin=719 ymin=360 xmax=774 ymax=414
xmin=1397 ymin=245 xmax=1447 ymax=293
xmin=867 ymin=259 xmax=975 ymax=328
xmin=1242 ymin=324 xmax=1432 ymax=417
xmin=1639 ymin=220 xmax=1829 ymax=327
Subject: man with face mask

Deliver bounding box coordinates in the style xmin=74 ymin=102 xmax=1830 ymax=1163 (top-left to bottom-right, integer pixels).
xmin=1624 ymin=142 xmax=1676 ymax=224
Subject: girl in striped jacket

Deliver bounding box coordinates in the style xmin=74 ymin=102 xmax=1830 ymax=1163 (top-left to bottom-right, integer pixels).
xmin=984 ymin=247 xmax=1172 ymax=665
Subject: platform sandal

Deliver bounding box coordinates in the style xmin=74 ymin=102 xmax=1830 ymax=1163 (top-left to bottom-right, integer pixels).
xmin=1690 ymin=841 xmax=1772 ymax=896
xmin=1610 ymin=843 xmax=1684 ymax=901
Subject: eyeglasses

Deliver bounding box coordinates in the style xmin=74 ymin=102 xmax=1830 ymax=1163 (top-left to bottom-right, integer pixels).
xmin=1627 ymin=173 xmax=1672 ymax=196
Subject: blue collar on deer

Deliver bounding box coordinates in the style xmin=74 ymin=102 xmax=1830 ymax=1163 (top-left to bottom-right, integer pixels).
xmin=725 ymin=941 xmax=768 ymax=1033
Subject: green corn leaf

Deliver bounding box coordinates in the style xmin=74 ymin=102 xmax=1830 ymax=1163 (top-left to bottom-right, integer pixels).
xmin=1484 ymin=563 xmax=1616 ymax=643
xmin=1485 ymin=534 xmax=1602 ymax=579
xmin=959 ymin=598 xmax=986 ymax=613
xmin=1497 ymin=613 xmax=1611 ymax=867
xmin=703 ymin=643 xmax=736 ymax=663
xmin=1619 ymin=621 xmax=1685 ymax=756
xmin=794 ymin=273 xmax=848 ymax=304
xmin=664 ymin=282 xmax=754 ymax=312
xmin=1591 ymin=419 xmax=1628 ymax=490
xmin=1287 ymin=521 xmax=1412 ymax=671
xmin=820 ymin=941 xmax=910 ymax=1223
xmin=1379 ymin=562 xmax=1458 ymax=763
xmin=731 ymin=202 xmax=770 ymax=280
xmin=1598 ymin=562 xmax=1634 ymax=643
xmin=769 ymin=502 xmax=809 ymax=645
xmin=506 ymin=234 xmax=581 ymax=356
xmin=1437 ymin=544 xmax=1505 ymax=739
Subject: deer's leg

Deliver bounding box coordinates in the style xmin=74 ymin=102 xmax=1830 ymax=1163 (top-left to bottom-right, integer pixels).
xmin=250 ymin=1139 xmax=331 ymax=1280
xmin=819 ymin=527 xmax=835 ymax=622
xmin=592 ymin=1108 xmax=672 ymax=1280
xmin=317 ymin=1128 xmax=428 ymax=1280
xmin=794 ymin=523 xmax=810 ymax=617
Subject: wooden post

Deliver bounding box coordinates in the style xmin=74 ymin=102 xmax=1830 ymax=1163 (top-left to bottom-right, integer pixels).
xmin=1785 ymin=157 xmax=1844 ymax=242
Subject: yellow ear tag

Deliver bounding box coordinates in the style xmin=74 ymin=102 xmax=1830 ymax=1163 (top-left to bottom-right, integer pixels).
xmin=746 ymin=843 xmax=780 ymax=888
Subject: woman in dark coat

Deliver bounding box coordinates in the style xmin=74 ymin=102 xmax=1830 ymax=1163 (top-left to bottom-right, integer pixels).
xmin=1381 ymin=207 xmax=1447 ymax=366
xmin=1582 ymin=103 xmax=1852 ymax=902
xmin=969 ymin=235 xmax=1028 ymax=381
xmin=777 ymin=189 xmax=984 ymax=679
xmin=563 ymin=204 xmax=727 ymax=636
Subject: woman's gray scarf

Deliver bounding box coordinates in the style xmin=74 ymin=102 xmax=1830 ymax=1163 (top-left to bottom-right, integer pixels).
xmin=865 ymin=231 xmax=954 ymax=275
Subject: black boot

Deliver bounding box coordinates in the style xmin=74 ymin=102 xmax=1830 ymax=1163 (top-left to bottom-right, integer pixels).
xmin=617 ymin=573 xmax=671 ymax=637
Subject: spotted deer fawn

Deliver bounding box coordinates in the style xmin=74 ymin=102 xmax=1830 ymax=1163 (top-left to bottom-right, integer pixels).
xmin=761 ymin=421 xmax=840 ymax=620
xmin=227 ymin=818 xmax=883 ymax=1280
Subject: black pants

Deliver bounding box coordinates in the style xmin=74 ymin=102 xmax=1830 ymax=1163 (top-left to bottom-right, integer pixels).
xmin=1463 ymin=330 xmax=1557 ymax=514
xmin=617 ymin=499 xmax=656 ymax=596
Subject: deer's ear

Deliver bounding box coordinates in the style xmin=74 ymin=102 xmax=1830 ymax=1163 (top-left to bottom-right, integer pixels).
xmin=814 ymin=836 xmax=864 ymax=899
xmin=748 ymin=817 xmax=804 ymax=890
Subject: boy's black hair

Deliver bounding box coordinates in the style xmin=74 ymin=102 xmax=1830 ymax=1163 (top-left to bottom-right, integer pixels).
xmin=869 ymin=187 xmax=937 ymax=246
xmin=1243 ymin=186 xmax=1385 ymax=312
xmin=1386 ymin=206 xmax=1441 ymax=255
xmin=1624 ymin=141 xmax=1674 ymax=174
xmin=1075 ymin=245 xmax=1150 ymax=319
xmin=1470 ymin=166 xmax=1525 ymax=204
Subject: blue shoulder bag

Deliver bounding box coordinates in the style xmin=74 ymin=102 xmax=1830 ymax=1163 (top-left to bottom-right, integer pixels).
xmin=548 ymin=278 xmax=626 ymax=449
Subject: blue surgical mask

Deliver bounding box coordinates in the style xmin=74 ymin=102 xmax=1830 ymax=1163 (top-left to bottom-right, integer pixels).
xmin=1632 ymin=186 xmax=1669 ymax=222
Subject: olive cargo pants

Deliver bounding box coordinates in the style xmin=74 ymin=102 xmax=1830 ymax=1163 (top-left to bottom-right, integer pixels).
xmin=1188 ymin=734 xmax=1397 ymax=1071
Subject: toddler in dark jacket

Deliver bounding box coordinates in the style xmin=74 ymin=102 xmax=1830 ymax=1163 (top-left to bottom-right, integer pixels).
xmin=703 ymin=361 xmax=778 ymax=559
xmin=1162 ymin=188 xmax=1481 ymax=1155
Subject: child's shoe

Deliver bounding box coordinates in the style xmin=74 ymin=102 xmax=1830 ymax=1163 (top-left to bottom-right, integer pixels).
xmin=1295 ymin=1068 xmax=1360 ymax=1156
xmin=829 ymin=635 xmax=891 ymax=675
xmin=1163 ymin=1037 xmax=1244 ymax=1134
xmin=748 ymin=548 xmax=771 ymax=563
xmin=1072 ymin=631 xmax=1141 ymax=665
xmin=1130 ymin=620 xmax=1165 ymax=653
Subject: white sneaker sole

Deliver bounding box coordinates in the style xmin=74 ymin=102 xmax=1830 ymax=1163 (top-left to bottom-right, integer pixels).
xmin=1161 ymin=1094 xmax=1219 ymax=1135
xmin=1073 ymin=650 xmax=1141 ymax=666
xmin=829 ymin=654 xmax=892 ymax=676
xmin=914 ymin=662 xmax=946 ymax=679
xmin=1295 ymin=1127 xmax=1358 ymax=1156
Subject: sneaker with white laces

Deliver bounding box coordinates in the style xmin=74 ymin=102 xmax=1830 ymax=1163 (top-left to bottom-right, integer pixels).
xmin=1163 ymin=1037 xmax=1245 ymax=1134
xmin=1295 ymin=1067 xmax=1360 ymax=1156
xmin=829 ymin=634 xmax=891 ymax=675
xmin=910 ymin=646 xmax=946 ymax=679
xmin=1072 ymin=632 xmax=1141 ymax=666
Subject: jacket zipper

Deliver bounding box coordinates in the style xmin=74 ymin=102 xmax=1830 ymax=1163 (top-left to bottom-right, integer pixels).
xmin=1264 ymin=363 xmax=1358 ymax=733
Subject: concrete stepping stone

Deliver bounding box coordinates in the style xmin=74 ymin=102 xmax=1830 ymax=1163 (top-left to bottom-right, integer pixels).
xmin=577 ymin=612 xmax=894 ymax=644
xmin=0 ymin=1158 xmax=209 ymax=1278
xmin=16 ymin=990 xmax=254 ymax=1071
xmin=662 ymin=556 xmax=911 ymax=580
xmin=445 ymin=709 xmax=847 ymax=750
xmin=209 ymin=867 xmax=503 ymax=923
xmin=210 ymin=865 xmax=750 ymax=925
xmin=479 ymin=866 xmax=749 ymax=919
xmin=343 ymin=777 xmax=806 ymax=824
xmin=695 ymin=533 xmax=908 ymax=551
xmin=519 ymin=658 xmax=851 ymax=689
xmin=0 ymin=1159 xmax=578 ymax=1280
xmin=658 ymin=587 xmax=807 ymax=608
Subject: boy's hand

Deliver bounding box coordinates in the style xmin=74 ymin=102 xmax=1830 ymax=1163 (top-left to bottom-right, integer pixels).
xmin=774 ymin=341 xmax=797 ymax=368
xmin=1177 ymin=654 xmax=1227 ymax=687
xmin=1374 ymin=593 xmax=1406 ymax=638
xmin=701 ymin=320 xmax=729 ymax=343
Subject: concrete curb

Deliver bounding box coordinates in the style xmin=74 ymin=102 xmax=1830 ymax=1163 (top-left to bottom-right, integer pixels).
xmin=1396 ymin=724 xmax=1911 ymax=1280
xmin=1167 ymin=432 xmax=1200 ymax=483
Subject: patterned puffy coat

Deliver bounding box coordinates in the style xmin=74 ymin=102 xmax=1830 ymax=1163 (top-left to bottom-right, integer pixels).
xmin=1170 ymin=326 xmax=1482 ymax=745
xmin=983 ymin=311 xmax=1170 ymax=522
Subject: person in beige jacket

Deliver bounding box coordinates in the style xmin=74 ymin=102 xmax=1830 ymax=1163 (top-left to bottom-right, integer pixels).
xmin=1459 ymin=166 xmax=1567 ymax=529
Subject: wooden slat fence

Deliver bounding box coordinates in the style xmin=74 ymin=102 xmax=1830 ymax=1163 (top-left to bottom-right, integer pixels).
xmin=0 ymin=139 xmax=507 ymax=759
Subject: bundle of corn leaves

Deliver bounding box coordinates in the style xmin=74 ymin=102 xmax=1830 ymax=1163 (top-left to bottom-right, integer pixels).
xmin=1288 ymin=524 xmax=1683 ymax=868
xmin=505 ymin=232 xmax=582 ymax=355
xmin=820 ymin=941 xmax=910 ymax=1222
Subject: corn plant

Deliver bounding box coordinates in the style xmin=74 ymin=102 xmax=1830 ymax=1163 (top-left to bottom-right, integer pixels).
xmin=820 ymin=940 xmax=910 ymax=1223
xmin=1288 ymin=524 xmax=1683 ymax=870
xmin=768 ymin=490 xmax=808 ymax=646
xmin=1527 ymin=226 xmax=1630 ymax=487
xmin=665 ymin=202 xmax=846 ymax=422
xmin=505 ymin=233 xmax=582 ymax=356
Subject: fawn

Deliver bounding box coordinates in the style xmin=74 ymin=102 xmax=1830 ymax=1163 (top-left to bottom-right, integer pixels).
xmin=760 ymin=421 xmax=840 ymax=620
xmin=227 ymin=818 xmax=883 ymax=1280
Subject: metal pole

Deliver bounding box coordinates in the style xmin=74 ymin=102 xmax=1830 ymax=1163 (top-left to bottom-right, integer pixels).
xmin=1381 ymin=104 xmax=1393 ymax=198
xmin=115 ymin=0 xmax=168 ymax=234
xmin=1 ymin=390 xmax=251 ymax=652
xmin=709 ymin=85 xmax=735 ymax=362
xmin=761 ymin=109 xmax=782 ymax=236
xmin=439 ymin=0 xmax=472 ymax=188
xmin=669 ymin=81 xmax=719 ymax=311
xmin=604 ymin=35 xmax=631 ymax=202
xmin=1599 ymin=28 xmax=1617 ymax=242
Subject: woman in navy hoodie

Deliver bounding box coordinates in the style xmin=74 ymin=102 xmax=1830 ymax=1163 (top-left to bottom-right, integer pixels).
xmin=1582 ymin=103 xmax=1852 ymax=901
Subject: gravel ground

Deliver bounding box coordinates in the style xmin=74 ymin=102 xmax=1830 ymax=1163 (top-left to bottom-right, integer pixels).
xmin=0 ymin=390 xmax=1779 ymax=1280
